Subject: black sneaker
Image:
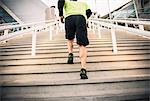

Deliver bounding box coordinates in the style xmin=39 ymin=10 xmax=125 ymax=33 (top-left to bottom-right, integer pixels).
xmin=67 ymin=53 xmax=74 ymax=64
xmin=80 ymin=68 xmax=88 ymax=79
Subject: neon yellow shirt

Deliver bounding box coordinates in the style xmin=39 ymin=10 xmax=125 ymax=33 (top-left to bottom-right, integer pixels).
xmin=64 ymin=1 xmax=90 ymax=19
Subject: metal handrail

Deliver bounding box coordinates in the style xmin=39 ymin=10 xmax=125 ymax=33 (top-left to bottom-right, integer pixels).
xmin=0 ymin=22 xmax=20 ymax=26
xmin=0 ymin=20 xmax=60 ymax=56
xmin=91 ymin=18 xmax=150 ymax=26
xmin=114 ymin=18 xmax=150 ymax=21
xmin=89 ymin=19 xmax=150 ymax=36
xmin=88 ymin=19 xmax=150 ymax=54
xmin=0 ymin=20 xmax=55 ymax=31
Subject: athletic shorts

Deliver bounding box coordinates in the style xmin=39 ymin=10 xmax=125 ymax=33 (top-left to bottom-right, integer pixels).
xmin=65 ymin=15 xmax=89 ymax=46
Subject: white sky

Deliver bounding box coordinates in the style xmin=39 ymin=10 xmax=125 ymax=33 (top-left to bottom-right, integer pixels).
xmin=41 ymin=0 xmax=131 ymax=16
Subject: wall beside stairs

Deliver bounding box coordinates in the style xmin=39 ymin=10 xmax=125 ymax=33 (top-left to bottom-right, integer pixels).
xmin=1 ymin=0 xmax=48 ymax=23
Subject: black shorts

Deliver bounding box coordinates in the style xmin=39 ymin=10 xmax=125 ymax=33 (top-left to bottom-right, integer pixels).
xmin=65 ymin=15 xmax=89 ymax=46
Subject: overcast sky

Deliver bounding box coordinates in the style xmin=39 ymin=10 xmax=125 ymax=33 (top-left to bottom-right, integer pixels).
xmin=41 ymin=0 xmax=131 ymax=16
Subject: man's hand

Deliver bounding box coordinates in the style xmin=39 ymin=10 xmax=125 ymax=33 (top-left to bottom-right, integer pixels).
xmin=60 ymin=16 xmax=64 ymax=23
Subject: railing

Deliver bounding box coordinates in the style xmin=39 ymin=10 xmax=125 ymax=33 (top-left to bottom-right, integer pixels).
xmin=0 ymin=20 xmax=60 ymax=56
xmin=1 ymin=18 xmax=149 ymax=55
xmin=114 ymin=18 xmax=150 ymax=21
xmin=0 ymin=22 xmax=20 ymax=26
xmin=88 ymin=18 xmax=150 ymax=54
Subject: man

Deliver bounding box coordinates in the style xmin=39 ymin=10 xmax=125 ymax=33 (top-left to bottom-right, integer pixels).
xmin=58 ymin=0 xmax=92 ymax=79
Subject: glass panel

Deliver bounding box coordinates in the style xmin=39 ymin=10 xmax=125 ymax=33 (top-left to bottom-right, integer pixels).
xmin=0 ymin=6 xmax=17 ymax=24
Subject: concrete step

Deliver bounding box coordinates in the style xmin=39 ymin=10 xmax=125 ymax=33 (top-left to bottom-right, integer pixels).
xmin=2 ymin=32 xmax=147 ymax=45
xmin=2 ymin=92 xmax=149 ymax=101
xmin=0 ymin=50 xmax=150 ymax=60
xmin=0 ymin=32 xmax=149 ymax=41
xmin=0 ymin=46 xmax=150 ymax=56
xmin=0 ymin=50 xmax=150 ymax=61
xmin=0 ymin=42 xmax=150 ymax=52
xmin=0 ymin=40 xmax=149 ymax=49
xmin=1 ymin=38 xmax=150 ymax=44
xmin=1 ymin=82 xmax=149 ymax=100
xmin=1 ymin=69 xmax=149 ymax=86
xmin=0 ymin=60 xmax=149 ymax=75
xmin=2 ymin=88 xmax=149 ymax=101
xmin=0 ymin=54 xmax=150 ymax=66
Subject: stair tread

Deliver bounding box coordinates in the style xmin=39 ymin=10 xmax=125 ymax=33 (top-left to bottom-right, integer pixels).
xmin=0 ymin=43 xmax=150 ymax=52
xmin=0 ymin=50 xmax=150 ymax=60
xmin=1 ymin=69 xmax=149 ymax=86
xmin=1 ymin=39 xmax=149 ymax=47
xmin=0 ymin=40 xmax=150 ymax=48
xmin=0 ymin=60 xmax=149 ymax=74
xmin=0 ymin=46 xmax=150 ymax=56
xmin=0 ymin=54 xmax=150 ymax=66
xmin=1 ymin=84 xmax=149 ymax=98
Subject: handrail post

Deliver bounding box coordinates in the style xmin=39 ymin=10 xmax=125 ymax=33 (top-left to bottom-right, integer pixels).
xmin=4 ymin=29 xmax=9 ymax=35
xmin=2 ymin=29 xmax=9 ymax=43
xmin=98 ymin=24 xmax=101 ymax=39
xmin=32 ymin=29 xmax=37 ymax=56
xmin=88 ymin=20 xmax=91 ymax=31
xmin=21 ymin=26 xmax=24 ymax=31
xmin=60 ymin=23 xmax=64 ymax=31
xmin=139 ymin=25 xmax=144 ymax=30
xmin=56 ymin=22 xmax=59 ymax=35
xmin=111 ymin=27 xmax=118 ymax=54
xmin=49 ymin=26 xmax=52 ymax=40
xmin=92 ymin=22 xmax=95 ymax=34
xmin=115 ymin=22 xmax=118 ymax=25
xmin=125 ymin=23 xmax=128 ymax=27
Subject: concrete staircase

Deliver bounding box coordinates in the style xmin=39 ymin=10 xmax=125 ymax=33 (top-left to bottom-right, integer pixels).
xmin=0 ymin=29 xmax=150 ymax=101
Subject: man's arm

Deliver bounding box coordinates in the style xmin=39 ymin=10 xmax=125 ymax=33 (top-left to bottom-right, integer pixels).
xmin=58 ymin=0 xmax=65 ymax=23
xmin=58 ymin=0 xmax=65 ymax=16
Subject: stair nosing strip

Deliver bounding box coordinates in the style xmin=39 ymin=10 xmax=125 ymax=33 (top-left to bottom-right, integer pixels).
xmin=0 ymin=44 xmax=150 ymax=51
xmin=0 ymin=52 xmax=150 ymax=61
xmin=0 ymin=59 xmax=150 ymax=67
xmin=0 ymin=67 xmax=149 ymax=75
xmin=0 ymin=48 xmax=150 ymax=56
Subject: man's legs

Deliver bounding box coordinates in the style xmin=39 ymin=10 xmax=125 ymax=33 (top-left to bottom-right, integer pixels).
xmin=65 ymin=15 xmax=88 ymax=79
xmin=67 ymin=40 xmax=74 ymax=54
xmin=79 ymin=45 xmax=87 ymax=69
xmin=67 ymin=40 xmax=88 ymax=68
xmin=67 ymin=40 xmax=88 ymax=79
xmin=67 ymin=39 xmax=74 ymax=64
xmin=67 ymin=39 xmax=88 ymax=67
xmin=79 ymin=45 xmax=88 ymax=79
